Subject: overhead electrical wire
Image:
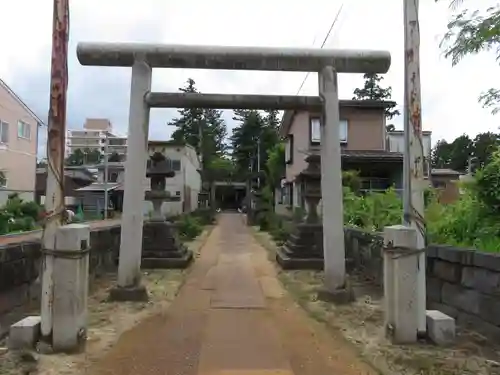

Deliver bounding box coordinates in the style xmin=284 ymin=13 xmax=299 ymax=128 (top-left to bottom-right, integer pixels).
xmin=295 ymin=3 xmax=344 ymax=95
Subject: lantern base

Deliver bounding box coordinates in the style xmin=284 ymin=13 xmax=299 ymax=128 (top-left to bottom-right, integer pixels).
xmin=141 ymin=220 xmax=193 ymax=269
xmin=276 ymin=222 xmax=324 ymax=270
xmin=275 ymin=247 xmax=324 ymax=270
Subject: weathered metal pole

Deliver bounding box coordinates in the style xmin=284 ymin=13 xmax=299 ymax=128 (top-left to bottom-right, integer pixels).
xmin=403 ymin=0 xmax=426 ymax=335
xmin=41 ymin=0 xmax=70 ymax=340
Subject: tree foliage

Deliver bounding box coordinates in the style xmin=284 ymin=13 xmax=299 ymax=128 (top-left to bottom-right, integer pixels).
xmin=438 ymin=1 xmax=500 ymax=113
xmin=65 ymin=148 xmax=102 ymax=166
xmin=352 ymin=73 xmax=400 ymax=119
xmin=230 ymin=109 xmax=280 ymax=177
xmin=108 ymin=152 xmax=122 ymax=162
xmin=265 ymin=142 xmax=285 ymax=189
xmin=168 ymin=78 xmax=228 ymax=170
xmin=431 ymin=132 xmax=500 ymax=172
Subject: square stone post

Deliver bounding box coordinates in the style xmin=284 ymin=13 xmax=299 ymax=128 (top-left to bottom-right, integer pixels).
xmin=52 ymin=224 xmax=90 ymax=352
xmin=111 ymin=59 xmax=151 ymax=301
xmin=383 ymin=225 xmax=419 ymax=344
xmin=318 ymin=66 xmax=346 ymax=292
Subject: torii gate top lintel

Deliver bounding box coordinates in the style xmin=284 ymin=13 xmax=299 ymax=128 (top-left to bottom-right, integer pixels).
xmin=76 ymin=42 xmax=391 ymax=74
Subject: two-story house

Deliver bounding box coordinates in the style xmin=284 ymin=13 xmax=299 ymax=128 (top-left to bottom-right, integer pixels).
xmin=0 ymin=79 xmax=43 ymax=204
xmin=278 ymin=99 xmax=403 ymax=210
xmin=76 ymin=141 xmax=201 ymax=217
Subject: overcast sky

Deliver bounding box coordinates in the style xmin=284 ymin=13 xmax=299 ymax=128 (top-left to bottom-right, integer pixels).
xmin=1 ymin=0 xmax=499 ymax=158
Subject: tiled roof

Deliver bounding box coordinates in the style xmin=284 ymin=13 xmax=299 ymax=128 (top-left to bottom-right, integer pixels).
xmin=341 ymin=149 xmax=403 ymax=159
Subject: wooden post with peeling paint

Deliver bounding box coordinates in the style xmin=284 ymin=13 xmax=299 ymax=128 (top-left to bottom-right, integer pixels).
xmin=403 ymin=0 xmax=427 ymax=335
xmin=41 ymin=0 xmax=70 ymax=342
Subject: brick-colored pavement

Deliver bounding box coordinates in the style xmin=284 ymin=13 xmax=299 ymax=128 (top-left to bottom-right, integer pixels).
xmin=89 ymin=214 xmax=377 ymax=375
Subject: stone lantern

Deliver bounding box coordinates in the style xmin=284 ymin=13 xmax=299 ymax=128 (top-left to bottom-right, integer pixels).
xmin=145 ymin=152 xmax=176 ymax=221
xmin=301 ymin=154 xmax=322 ymax=223
xmin=141 ymin=152 xmax=193 ymax=268
xmin=276 ymin=153 xmax=324 ymax=270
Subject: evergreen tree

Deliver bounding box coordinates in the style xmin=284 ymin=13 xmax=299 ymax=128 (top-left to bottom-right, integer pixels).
xmin=168 ymin=78 xmax=228 ymax=169
xmin=352 ymin=73 xmax=400 ymax=119
xmin=230 ymin=109 xmax=280 ymax=178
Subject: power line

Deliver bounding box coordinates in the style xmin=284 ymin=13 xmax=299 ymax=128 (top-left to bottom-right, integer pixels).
xmin=295 ymin=4 xmax=344 ymax=95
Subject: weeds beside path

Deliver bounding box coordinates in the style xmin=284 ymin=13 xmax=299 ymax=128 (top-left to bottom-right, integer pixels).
xmin=252 ymin=227 xmax=500 ymax=375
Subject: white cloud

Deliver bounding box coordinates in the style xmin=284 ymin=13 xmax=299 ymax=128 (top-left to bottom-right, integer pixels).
xmin=0 ymin=0 xmax=499 ymax=157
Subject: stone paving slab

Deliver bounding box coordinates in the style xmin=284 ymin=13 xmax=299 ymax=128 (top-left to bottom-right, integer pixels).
xmin=210 ymin=257 xmax=265 ymax=309
xmin=196 ymin=309 xmax=293 ymax=374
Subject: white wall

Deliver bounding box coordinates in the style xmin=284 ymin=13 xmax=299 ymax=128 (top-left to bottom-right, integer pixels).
xmin=0 ymin=190 xmax=33 ymax=205
xmin=96 ymin=144 xmax=201 ymax=217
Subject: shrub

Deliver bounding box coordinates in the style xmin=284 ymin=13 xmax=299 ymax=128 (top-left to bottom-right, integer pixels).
xmin=342 ymin=170 xmax=361 ymax=193
xmin=175 ymin=214 xmax=202 ymax=241
xmin=191 ymin=208 xmax=215 ymax=225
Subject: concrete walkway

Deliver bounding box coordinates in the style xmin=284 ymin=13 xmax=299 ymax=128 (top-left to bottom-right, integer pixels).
xmin=90 ymin=213 xmax=376 ymax=375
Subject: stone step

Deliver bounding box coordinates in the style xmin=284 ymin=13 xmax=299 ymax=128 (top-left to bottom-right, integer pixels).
xmin=281 ymin=245 xmax=323 ymax=259
xmin=275 ymin=247 xmax=324 ymax=270
xmin=142 ymin=249 xmax=187 ymax=259
xmin=142 ymin=252 xmax=193 ymax=269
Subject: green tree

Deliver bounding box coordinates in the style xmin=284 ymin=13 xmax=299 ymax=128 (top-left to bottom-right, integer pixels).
xmin=230 ymin=109 xmax=279 ymax=178
xmin=431 ymin=139 xmax=454 ymax=168
xmin=437 ymin=1 xmax=500 ymax=113
xmin=205 ymin=155 xmax=235 ymax=181
xmin=65 ymin=149 xmax=85 ymax=166
xmin=472 ymin=131 xmax=500 ymax=168
xmin=84 ymin=148 xmax=103 ymax=164
xmin=352 ymin=73 xmax=400 ymax=119
xmin=475 ymin=147 xmax=500 ymax=213
xmin=432 ymin=132 xmax=500 ymax=171
xmin=265 ymin=143 xmax=285 ymax=189
xmin=168 ymin=78 xmax=228 ymax=170
xmin=108 ymin=152 xmax=122 ymax=162
xmin=386 ymin=124 xmax=396 ymax=132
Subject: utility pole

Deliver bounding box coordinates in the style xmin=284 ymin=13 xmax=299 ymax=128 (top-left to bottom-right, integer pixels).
xmin=41 ymin=0 xmax=70 ymax=341
xmin=257 ymin=137 xmax=261 ymax=188
xmin=104 ymin=132 xmax=109 ymax=219
xmin=403 ymin=0 xmax=426 ymax=335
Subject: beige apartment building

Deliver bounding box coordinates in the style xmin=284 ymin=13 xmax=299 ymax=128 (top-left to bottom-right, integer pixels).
xmin=66 ymin=118 xmax=128 ymax=158
xmin=0 ymin=79 xmax=42 ymax=204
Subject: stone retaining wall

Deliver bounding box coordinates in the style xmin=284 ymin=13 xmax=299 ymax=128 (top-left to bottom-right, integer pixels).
xmin=0 ymin=224 xmax=120 ymax=336
xmin=344 ymin=227 xmax=500 ymax=340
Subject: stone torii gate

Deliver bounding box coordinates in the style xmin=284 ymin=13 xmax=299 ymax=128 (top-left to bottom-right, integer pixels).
xmin=77 ymin=43 xmax=391 ymax=299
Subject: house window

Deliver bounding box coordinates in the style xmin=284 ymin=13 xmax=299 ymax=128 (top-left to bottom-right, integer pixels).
xmin=0 ymin=171 xmax=7 ymax=188
xmin=17 ymin=121 xmax=31 ymax=139
xmin=309 ymin=117 xmax=348 ymax=144
xmin=285 ymin=134 xmax=294 ymax=164
xmin=175 ymin=191 xmax=181 ymax=196
xmin=109 ymin=172 xmax=119 ymax=183
xmin=0 ymin=121 xmax=8 ymax=144
xmin=310 ymin=118 xmax=321 ymax=144
xmin=172 ymin=160 xmax=181 ymax=171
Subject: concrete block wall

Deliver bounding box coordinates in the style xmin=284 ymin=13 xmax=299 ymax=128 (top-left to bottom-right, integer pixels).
xmin=344 ymin=227 xmax=500 ymax=340
xmin=0 ymin=224 xmax=121 ymax=336
xmin=426 ymin=245 xmax=500 ymax=340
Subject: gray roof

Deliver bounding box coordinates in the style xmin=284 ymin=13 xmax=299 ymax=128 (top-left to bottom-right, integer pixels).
xmin=76 ymin=182 xmax=122 ymax=192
